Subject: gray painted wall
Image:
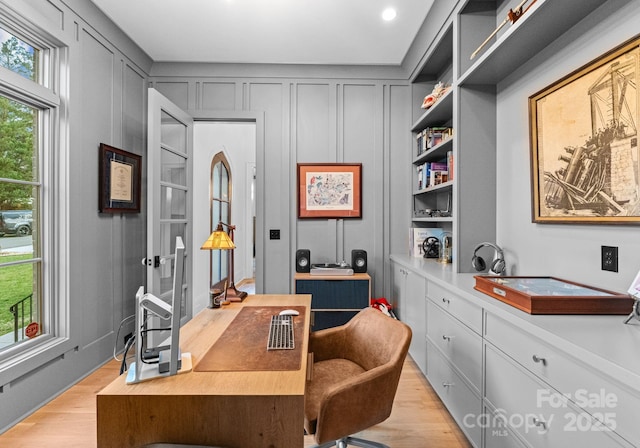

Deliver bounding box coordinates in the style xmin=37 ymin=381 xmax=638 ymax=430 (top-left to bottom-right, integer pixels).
xmin=496 ymin=0 xmax=640 ymax=293
xmin=0 ymin=0 xmax=151 ymax=432
xmin=150 ymin=76 xmax=412 ymax=299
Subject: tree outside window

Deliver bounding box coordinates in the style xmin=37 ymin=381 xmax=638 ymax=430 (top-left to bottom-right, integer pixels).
xmin=0 ymin=26 xmax=43 ymax=351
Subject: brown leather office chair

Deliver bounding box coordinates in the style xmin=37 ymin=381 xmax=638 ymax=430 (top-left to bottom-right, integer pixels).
xmin=304 ymin=307 xmax=412 ymax=448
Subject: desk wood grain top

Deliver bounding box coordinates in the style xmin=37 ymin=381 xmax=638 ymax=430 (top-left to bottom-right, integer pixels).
xmin=98 ymin=294 xmax=311 ymax=398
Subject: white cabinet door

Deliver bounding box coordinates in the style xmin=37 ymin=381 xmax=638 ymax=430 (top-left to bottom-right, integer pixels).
xmin=391 ymin=263 xmax=405 ymax=320
xmin=404 ymin=270 xmax=427 ymax=374
xmin=391 ymin=262 xmax=428 ymax=375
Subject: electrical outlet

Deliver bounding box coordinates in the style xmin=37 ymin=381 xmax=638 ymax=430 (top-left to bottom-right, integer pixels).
xmin=269 ymin=229 xmax=280 ymax=240
xmin=601 ymin=246 xmax=618 ymax=272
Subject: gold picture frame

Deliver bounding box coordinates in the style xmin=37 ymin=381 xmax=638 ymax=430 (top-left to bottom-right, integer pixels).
xmin=529 ymin=35 xmax=640 ymax=224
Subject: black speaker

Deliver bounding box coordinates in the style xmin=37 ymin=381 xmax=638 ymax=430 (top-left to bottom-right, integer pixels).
xmin=295 ymin=249 xmax=311 ymax=273
xmin=351 ymin=249 xmax=367 ymax=273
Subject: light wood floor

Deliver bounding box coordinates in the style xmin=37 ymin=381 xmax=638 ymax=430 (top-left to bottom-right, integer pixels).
xmin=0 ymin=356 xmax=470 ymax=448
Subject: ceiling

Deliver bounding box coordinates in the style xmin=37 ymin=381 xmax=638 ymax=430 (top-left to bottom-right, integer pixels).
xmin=90 ymin=0 xmax=434 ymax=66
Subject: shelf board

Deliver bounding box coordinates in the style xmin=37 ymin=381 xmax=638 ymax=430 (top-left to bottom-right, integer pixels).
xmin=412 ymin=24 xmax=454 ymax=83
xmin=412 ymin=216 xmax=454 ymax=223
xmin=458 ymin=0 xmax=605 ymax=85
xmin=413 ymin=138 xmax=453 ymax=165
xmin=413 ymin=180 xmax=453 ymax=196
xmin=411 ymin=89 xmax=454 ymax=131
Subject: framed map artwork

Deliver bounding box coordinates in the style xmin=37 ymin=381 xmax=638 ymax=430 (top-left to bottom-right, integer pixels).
xmin=297 ymin=163 xmax=362 ymax=219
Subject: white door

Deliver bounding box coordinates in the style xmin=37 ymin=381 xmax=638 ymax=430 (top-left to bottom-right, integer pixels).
xmin=146 ymin=88 xmax=193 ymax=325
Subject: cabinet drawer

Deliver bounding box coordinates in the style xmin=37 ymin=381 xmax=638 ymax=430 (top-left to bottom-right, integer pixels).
xmin=482 ymin=405 xmax=527 ymax=448
xmin=485 ymin=312 xmax=640 ymax=445
xmin=427 ymin=300 xmax=482 ymax=392
xmin=428 ymin=282 xmax=482 ymax=334
xmin=427 ymin=341 xmax=482 ymax=448
xmin=485 ymin=344 xmax=628 ymax=448
xmin=295 ymin=279 xmax=369 ymax=309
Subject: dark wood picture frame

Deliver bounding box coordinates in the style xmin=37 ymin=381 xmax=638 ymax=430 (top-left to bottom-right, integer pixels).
xmin=98 ymin=143 xmax=142 ymax=213
xmin=297 ymin=163 xmax=362 ymax=219
xmin=529 ymin=35 xmax=640 ymax=224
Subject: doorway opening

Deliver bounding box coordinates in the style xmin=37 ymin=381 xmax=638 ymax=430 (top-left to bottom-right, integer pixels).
xmin=193 ymin=121 xmax=256 ymax=308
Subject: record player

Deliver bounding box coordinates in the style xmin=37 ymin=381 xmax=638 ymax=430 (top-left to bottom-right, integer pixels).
xmin=310 ymin=261 xmax=354 ymax=276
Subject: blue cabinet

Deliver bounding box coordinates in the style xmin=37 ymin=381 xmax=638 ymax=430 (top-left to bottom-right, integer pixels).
xmin=294 ymin=273 xmax=371 ymax=330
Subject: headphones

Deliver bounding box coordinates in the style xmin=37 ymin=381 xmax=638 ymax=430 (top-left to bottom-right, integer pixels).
xmin=472 ymin=242 xmax=506 ymax=276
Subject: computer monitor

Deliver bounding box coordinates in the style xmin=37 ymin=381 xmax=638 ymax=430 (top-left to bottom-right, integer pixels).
xmin=127 ymin=236 xmax=189 ymax=383
xmin=167 ymin=235 xmax=185 ymax=375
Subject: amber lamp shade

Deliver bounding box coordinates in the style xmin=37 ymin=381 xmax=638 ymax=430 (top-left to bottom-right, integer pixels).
xmin=200 ymin=222 xmax=247 ymax=302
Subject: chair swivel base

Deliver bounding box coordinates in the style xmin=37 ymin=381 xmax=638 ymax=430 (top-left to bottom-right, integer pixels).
xmin=141 ymin=444 xmax=227 ymax=448
xmin=312 ymin=436 xmax=390 ymax=448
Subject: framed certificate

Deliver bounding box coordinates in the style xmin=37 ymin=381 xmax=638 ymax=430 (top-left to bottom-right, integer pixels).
xmin=99 ymin=143 xmax=142 ymax=213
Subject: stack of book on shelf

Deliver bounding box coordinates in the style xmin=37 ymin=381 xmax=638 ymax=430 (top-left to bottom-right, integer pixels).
xmin=416 ymin=127 xmax=453 ymax=156
xmin=416 ymin=152 xmax=453 ymax=190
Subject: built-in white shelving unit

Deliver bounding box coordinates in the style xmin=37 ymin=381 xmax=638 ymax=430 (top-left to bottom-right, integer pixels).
xmin=408 ymin=0 xmax=606 ymax=273
xmin=396 ymin=1 xmax=637 ymax=447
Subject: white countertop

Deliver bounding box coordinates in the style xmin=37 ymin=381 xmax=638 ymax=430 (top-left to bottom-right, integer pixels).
xmin=390 ymin=254 xmax=640 ymax=392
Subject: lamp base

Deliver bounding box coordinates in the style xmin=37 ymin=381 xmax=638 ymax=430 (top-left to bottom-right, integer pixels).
xmin=225 ymin=285 xmax=248 ymax=302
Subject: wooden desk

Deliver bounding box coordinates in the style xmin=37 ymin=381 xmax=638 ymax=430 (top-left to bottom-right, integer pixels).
xmin=97 ymin=294 xmax=311 ymax=448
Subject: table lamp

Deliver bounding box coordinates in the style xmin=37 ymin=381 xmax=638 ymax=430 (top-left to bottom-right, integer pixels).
xmin=201 ymin=221 xmax=248 ymax=302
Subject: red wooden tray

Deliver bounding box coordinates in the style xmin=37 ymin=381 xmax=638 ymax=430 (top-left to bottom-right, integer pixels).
xmin=474 ymin=276 xmax=634 ymax=315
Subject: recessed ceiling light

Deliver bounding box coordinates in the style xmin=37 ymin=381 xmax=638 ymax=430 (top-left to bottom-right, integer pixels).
xmin=382 ymin=7 xmax=397 ymax=21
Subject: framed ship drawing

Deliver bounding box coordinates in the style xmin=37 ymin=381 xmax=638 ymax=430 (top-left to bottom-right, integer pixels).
xmin=529 ymin=35 xmax=640 ymax=224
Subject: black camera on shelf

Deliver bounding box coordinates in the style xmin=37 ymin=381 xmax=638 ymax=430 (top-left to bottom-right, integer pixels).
xmin=422 ymin=237 xmax=440 ymax=259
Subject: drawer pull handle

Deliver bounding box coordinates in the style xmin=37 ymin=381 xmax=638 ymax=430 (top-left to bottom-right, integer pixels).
xmin=442 ymin=298 xmax=450 ymax=304
xmin=532 ymin=417 xmax=547 ymax=430
xmin=442 ymin=335 xmax=452 ymax=341
xmin=532 ymin=354 xmax=547 ymax=365
xmin=442 ymin=382 xmax=454 ymax=388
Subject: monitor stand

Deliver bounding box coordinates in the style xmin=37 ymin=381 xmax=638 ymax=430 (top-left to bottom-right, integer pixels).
xmin=126 ymin=352 xmax=193 ymax=384
xmin=125 ymin=287 xmax=193 ymax=384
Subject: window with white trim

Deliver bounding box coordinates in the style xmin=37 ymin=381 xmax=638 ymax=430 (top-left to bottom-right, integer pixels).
xmin=0 ymin=21 xmax=61 ymax=360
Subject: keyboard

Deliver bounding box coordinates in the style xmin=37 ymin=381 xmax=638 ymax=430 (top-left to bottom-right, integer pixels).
xmin=267 ymin=314 xmax=295 ymax=350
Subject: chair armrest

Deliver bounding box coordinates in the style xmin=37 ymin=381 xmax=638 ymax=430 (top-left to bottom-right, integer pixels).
xmin=308 ymin=326 xmax=348 ymax=362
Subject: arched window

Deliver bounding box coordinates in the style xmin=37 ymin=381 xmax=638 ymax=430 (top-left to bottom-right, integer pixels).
xmin=209 ymin=152 xmax=231 ymax=290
